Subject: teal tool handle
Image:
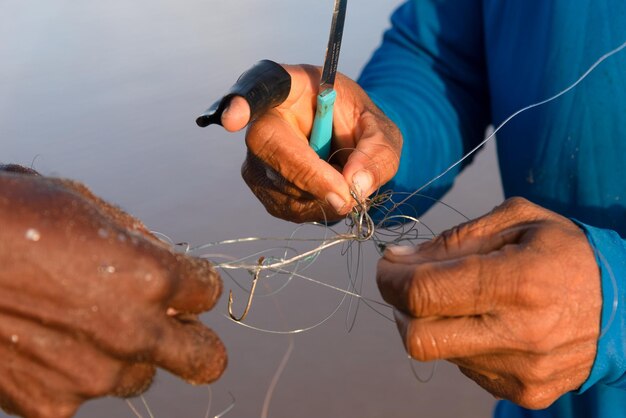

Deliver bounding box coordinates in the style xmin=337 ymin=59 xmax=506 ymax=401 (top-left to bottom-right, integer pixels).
xmin=309 ymin=89 xmax=336 ymax=160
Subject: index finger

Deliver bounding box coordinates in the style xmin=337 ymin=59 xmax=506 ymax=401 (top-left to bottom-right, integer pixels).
xmin=166 ymin=253 xmax=223 ymax=314
xmin=246 ymin=109 xmax=353 ymax=214
xmin=377 ymin=248 xmax=516 ymax=318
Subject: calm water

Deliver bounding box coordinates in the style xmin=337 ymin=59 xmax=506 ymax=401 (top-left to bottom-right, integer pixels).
xmin=1 ymin=1 xmax=502 ymax=417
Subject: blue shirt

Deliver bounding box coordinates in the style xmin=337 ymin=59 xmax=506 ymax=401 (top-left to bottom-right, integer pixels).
xmin=358 ymin=1 xmax=626 ymax=416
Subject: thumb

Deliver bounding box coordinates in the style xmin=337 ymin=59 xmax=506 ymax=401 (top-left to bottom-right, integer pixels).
xmin=221 ymin=96 xmax=251 ymax=132
xmin=341 ymin=111 xmax=402 ymax=199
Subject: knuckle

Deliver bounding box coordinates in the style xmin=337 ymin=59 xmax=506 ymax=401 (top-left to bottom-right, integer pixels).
xmin=284 ymin=159 xmax=318 ymax=189
xmin=140 ymin=267 xmax=174 ymax=303
xmin=435 ymin=227 xmax=462 ymax=254
xmin=73 ymin=360 xmax=124 ymax=398
xmin=518 ymin=331 xmax=543 ymax=352
xmin=525 ymin=358 xmax=554 ymax=383
xmin=126 ymin=246 xmax=177 ymax=303
xmin=108 ymin=321 xmax=163 ymax=359
xmin=511 ymin=268 xmax=546 ymax=310
xmin=132 ymin=323 xmax=163 ymax=358
xmin=524 ymin=333 xmax=557 ymax=354
xmin=245 ymin=120 xmax=278 ymax=155
xmin=409 ymin=268 xmax=435 ymax=316
xmin=505 ymin=196 xmax=531 ymax=210
xmin=409 ymin=263 xmax=451 ymax=317
xmin=434 ymin=221 xmax=484 ymax=253
xmin=80 ymin=375 xmax=117 ymax=398
xmin=515 ymin=385 xmax=554 ymax=410
xmin=458 ymin=367 xmax=511 ymax=401
xmin=500 ymin=197 xmax=542 ymax=220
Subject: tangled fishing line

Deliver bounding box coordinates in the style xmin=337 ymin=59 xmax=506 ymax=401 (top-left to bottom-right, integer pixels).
xmin=191 ymin=38 xmax=626 ymax=334
xmin=130 ymin=39 xmax=626 ymax=418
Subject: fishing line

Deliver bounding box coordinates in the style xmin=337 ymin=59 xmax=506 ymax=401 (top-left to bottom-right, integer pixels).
xmin=140 ymin=396 xmax=155 ymax=418
xmin=204 ymin=386 xmax=213 ymax=418
xmin=143 ymin=38 xmax=626 ymax=413
xmin=259 ymin=289 xmax=296 ymax=418
xmin=261 ymin=338 xmax=294 ymax=418
xmin=126 ymin=399 xmax=145 ymax=418
xmin=125 ymin=395 xmax=155 ymax=418
xmin=408 ymin=356 xmax=438 ymax=384
xmin=225 ymin=267 xmax=393 ymax=335
xmin=387 ymin=39 xmax=626 ymax=213
xmin=204 ymin=387 xmax=236 ymax=418
xmin=214 ymin=392 xmax=235 ymax=418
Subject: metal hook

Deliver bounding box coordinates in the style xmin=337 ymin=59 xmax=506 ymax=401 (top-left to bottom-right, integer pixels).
xmin=349 ymin=189 xmax=375 ymax=241
xmin=227 ymin=257 xmax=264 ymax=322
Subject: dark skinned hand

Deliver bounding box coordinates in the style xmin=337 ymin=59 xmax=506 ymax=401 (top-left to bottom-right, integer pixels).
xmin=0 ymin=165 xmax=226 ymax=418
xmin=377 ymin=197 xmax=601 ymax=409
xmin=220 ymin=64 xmax=402 ymax=223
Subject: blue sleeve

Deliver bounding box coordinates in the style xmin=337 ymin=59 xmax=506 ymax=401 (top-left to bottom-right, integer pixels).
xmin=357 ymin=0 xmax=490 ymax=216
xmin=575 ymin=222 xmax=626 ymax=391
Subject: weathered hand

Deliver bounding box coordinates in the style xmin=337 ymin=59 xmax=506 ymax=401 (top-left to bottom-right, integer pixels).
xmin=0 ymin=166 xmax=226 ymax=418
xmin=377 ymin=197 xmax=601 ymax=409
xmin=221 ymin=64 xmax=402 ymax=223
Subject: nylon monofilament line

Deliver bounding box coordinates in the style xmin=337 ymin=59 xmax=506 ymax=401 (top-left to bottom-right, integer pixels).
xmin=388 ymin=39 xmax=626 ymax=214
xmin=150 ymin=37 xmax=626 ymax=337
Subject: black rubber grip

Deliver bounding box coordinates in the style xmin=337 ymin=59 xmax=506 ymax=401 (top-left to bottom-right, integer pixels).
xmin=196 ymin=60 xmax=292 ymax=128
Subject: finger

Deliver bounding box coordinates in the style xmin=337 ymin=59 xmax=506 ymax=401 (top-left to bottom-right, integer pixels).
xmin=152 ymin=318 xmax=226 ymax=384
xmin=111 ymin=363 xmax=156 ymax=397
xmin=0 ymin=350 xmax=80 ymax=418
xmin=167 ymin=254 xmax=223 ymax=314
xmin=377 ymin=251 xmax=514 ymax=317
xmin=407 ymin=197 xmax=564 ymax=262
xmin=0 ymin=314 xmax=139 ymax=401
xmin=221 ymin=96 xmax=251 ymax=132
xmin=382 ymin=217 xmax=528 ymax=265
xmin=241 ymin=152 xmax=340 ymax=222
xmin=394 ymin=310 xmax=502 ymax=361
xmin=340 ymin=111 xmax=402 ymax=199
xmin=246 ymin=112 xmax=353 ymax=215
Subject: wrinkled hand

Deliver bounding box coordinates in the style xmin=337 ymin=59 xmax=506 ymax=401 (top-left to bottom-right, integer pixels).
xmin=221 ymin=64 xmax=402 ymax=223
xmin=377 ymin=197 xmax=601 ymax=409
xmin=0 ymin=165 xmax=226 ymax=418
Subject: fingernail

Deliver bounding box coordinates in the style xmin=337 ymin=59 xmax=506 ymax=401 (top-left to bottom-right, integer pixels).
xmin=386 ymin=245 xmax=417 ymax=256
xmin=325 ymin=192 xmax=347 ymax=213
xmin=352 ymin=170 xmax=373 ymax=198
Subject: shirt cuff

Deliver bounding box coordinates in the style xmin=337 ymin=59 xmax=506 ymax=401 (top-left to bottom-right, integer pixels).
xmin=573 ymin=220 xmax=626 ymax=392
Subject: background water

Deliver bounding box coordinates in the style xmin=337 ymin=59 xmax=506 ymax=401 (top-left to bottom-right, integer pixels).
xmin=1 ymin=1 xmax=504 ymax=417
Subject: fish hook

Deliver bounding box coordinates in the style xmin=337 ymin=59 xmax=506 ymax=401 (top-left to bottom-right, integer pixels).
xmin=228 ymin=257 xmax=264 ymax=322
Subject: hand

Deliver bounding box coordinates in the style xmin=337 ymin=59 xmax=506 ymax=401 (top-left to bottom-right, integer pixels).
xmin=376 ymin=197 xmax=601 ymax=409
xmin=0 ymin=165 xmax=226 ymax=418
xmin=221 ymin=64 xmax=402 ymax=223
